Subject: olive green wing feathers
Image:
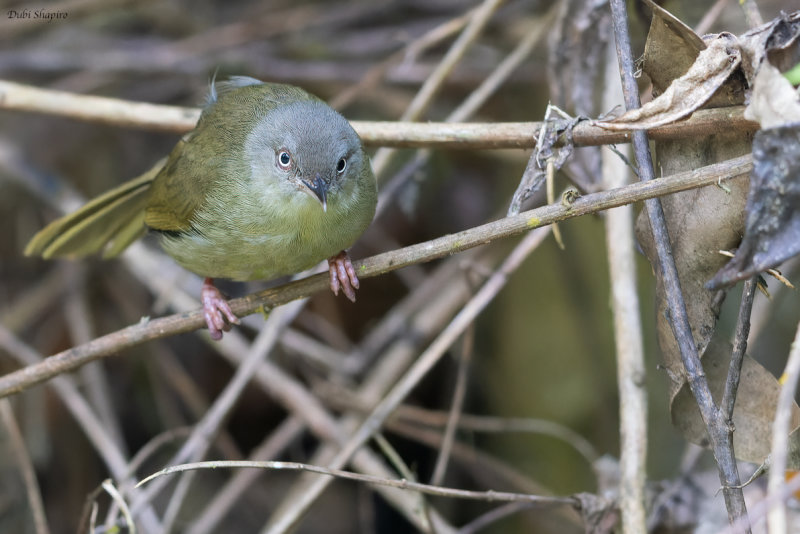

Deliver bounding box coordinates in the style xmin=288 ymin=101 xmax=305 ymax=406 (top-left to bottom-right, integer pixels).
xmin=25 ymin=160 xmax=164 ymax=259
xmin=142 ymin=135 xmax=208 ymax=233
xmin=26 ymin=78 xmax=314 ymax=259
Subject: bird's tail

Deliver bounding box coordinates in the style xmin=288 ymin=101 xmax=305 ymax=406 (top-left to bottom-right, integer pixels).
xmin=25 ymin=160 xmax=164 ymax=259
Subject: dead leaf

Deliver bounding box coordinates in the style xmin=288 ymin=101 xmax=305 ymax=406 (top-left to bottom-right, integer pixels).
xmin=546 ymin=0 xmax=611 ymax=192
xmin=671 ymin=331 xmax=800 ymax=466
xmin=736 ymin=11 xmax=800 ymax=87
xmin=594 ymin=32 xmax=742 ymax=130
xmin=575 ymin=492 xmax=618 ymax=534
xmin=708 ymin=123 xmax=800 ymax=288
xmin=507 ymin=109 xmax=580 ymax=216
xmin=708 ymin=27 xmax=800 ymax=288
xmin=639 ymin=0 xmax=705 ymax=95
xmin=631 ymin=5 xmax=800 ymax=466
xmin=744 ymin=60 xmax=800 ymax=128
xmin=636 ymin=150 xmax=750 ymax=369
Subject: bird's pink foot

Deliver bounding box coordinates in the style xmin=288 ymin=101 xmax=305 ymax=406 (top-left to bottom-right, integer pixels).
xmin=201 ymin=277 xmax=240 ymax=340
xmin=328 ymin=251 xmax=359 ymax=302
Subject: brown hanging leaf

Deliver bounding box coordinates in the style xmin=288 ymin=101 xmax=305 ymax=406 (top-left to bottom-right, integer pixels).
xmin=545 ymin=0 xmax=610 ymax=191
xmin=640 ymin=0 xmax=705 ymax=94
xmin=635 ymin=160 xmax=758 ymax=459
xmin=594 ymin=32 xmax=741 ymax=131
xmin=632 ymin=5 xmax=800 ymax=464
xmin=671 ymin=331 xmax=800 ymax=466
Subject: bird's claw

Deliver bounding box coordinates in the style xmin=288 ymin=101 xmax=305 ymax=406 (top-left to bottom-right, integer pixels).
xmin=328 ymin=251 xmax=359 ymax=302
xmin=201 ymin=278 xmax=240 ymax=340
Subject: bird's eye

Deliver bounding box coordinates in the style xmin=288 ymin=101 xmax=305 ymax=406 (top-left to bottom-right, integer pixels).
xmin=277 ymin=150 xmax=292 ymax=170
xmin=336 ymin=157 xmax=347 ymax=174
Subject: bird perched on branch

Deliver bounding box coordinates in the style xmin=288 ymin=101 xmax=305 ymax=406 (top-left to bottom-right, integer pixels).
xmin=26 ymin=76 xmax=378 ymax=339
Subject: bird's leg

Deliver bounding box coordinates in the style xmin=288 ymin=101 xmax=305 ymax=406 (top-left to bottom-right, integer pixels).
xmin=328 ymin=251 xmax=359 ymax=302
xmin=201 ymin=277 xmax=240 ymax=340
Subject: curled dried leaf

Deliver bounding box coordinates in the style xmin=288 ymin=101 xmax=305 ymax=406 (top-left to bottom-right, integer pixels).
xmin=594 ymin=33 xmax=742 ymax=131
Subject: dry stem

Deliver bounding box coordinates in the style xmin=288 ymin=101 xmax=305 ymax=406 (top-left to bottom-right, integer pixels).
xmin=0 ymin=80 xmax=757 ymax=148
xmin=0 ymin=154 xmax=752 ymax=399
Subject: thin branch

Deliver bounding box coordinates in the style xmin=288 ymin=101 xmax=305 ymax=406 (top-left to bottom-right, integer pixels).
xmin=260 ymin=252 xmax=506 ymax=533
xmin=101 ymin=480 xmax=135 ymax=534
xmin=137 ymin=460 xmax=579 ymax=508
xmin=125 ymin=427 xmax=192 ymax=479
xmin=385 ymin=418 xmax=562 ymax=499
xmin=119 ymin=227 xmax=489 ymax=531
xmin=65 ymin=265 xmax=128 ymax=455
xmin=720 ymin=277 xmax=758 ymax=421
xmin=740 ymin=0 xmax=763 ymax=28
xmin=329 ymin=7 xmax=473 ymax=110
xmin=0 ymin=79 xmax=200 ymax=132
xmin=694 ymin=0 xmax=729 ymax=35
xmin=261 ymin=227 xmax=564 ymax=533
xmin=446 ymin=7 xmax=555 ymax=124
xmin=724 ymin=439 xmax=800 ymax=533
xmin=186 ymin=417 xmax=306 ymax=534
xmin=0 ymin=154 xmax=752 ymax=398
xmin=0 ymin=325 xmax=163 ymax=532
xmin=0 ymin=399 xmax=50 ymax=534
xmin=372 ymin=5 xmax=554 ymax=221
xmin=136 ymin=301 xmax=306 ymax=530
xmin=122 ymin=260 xmax=461 ymax=533
xmin=322 ymin=395 xmax=599 ymax=467
xmin=767 ymin=318 xmax=800 ymax=532
xmin=0 ymin=80 xmax=757 ymax=148
xmin=0 ymin=264 xmax=71 ymax=333
xmin=399 ymin=0 xmax=504 ymax=123
xmin=369 ymin=0 xmax=506 ymax=177
xmin=602 ymin=36 xmax=647 ymax=532
xmin=430 ymin=325 xmax=473 ymax=486
xmin=608 ymin=0 xmax=749 ymax=530
xmin=457 ymin=502 xmax=536 ymax=534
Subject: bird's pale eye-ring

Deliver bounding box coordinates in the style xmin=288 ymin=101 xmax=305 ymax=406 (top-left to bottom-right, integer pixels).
xmin=277 ymin=149 xmax=292 ymax=170
xmin=336 ymin=157 xmax=347 ymax=174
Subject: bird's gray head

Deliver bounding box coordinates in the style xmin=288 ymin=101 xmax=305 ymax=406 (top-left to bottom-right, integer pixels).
xmin=245 ymin=99 xmax=368 ymax=212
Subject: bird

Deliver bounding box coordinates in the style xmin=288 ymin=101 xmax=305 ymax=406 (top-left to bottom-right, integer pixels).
xmin=25 ymin=76 xmax=378 ymax=339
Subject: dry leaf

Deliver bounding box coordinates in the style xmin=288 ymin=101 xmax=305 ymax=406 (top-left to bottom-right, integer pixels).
xmin=594 ymin=32 xmax=742 ymax=130
xmin=708 ymin=123 xmax=800 ymax=288
xmin=546 ymin=0 xmax=610 ymax=191
xmin=639 ymin=0 xmax=705 ymax=95
xmin=736 ymin=11 xmax=800 ymax=87
xmin=632 ymin=6 xmax=800 ymax=465
xmin=708 ymin=25 xmax=800 ymax=288
xmin=744 ymin=61 xmax=800 ymax=128
xmin=671 ymin=331 xmax=800 ymax=466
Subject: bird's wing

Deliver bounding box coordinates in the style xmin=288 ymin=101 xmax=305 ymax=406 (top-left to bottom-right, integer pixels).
xmin=143 ymin=134 xmax=211 ymax=232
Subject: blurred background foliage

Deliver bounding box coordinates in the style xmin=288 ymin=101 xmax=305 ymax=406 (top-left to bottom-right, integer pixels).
xmin=1 ymin=0 xmax=799 ymax=533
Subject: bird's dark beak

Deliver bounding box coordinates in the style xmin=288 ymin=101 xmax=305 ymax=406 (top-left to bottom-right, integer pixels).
xmin=301 ymin=175 xmax=328 ymax=212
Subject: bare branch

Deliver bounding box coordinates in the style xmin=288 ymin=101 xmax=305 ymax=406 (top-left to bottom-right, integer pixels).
xmin=0 ymin=154 xmax=752 ymax=399
xmin=137 ymin=459 xmax=579 ymax=508
xmin=0 ymin=80 xmax=757 ymax=148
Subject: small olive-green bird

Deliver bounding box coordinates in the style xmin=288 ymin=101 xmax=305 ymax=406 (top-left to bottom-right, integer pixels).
xmin=26 ymin=76 xmax=378 ymax=339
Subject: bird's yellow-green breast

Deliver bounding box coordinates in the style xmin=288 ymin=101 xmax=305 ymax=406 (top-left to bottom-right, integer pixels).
xmin=146 ymin=78 xmax=377 ymax=281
